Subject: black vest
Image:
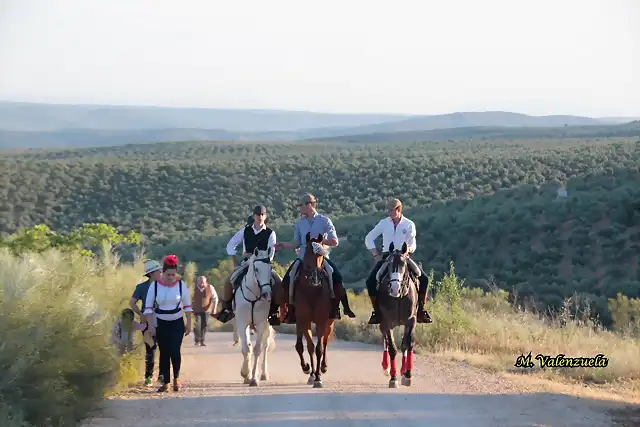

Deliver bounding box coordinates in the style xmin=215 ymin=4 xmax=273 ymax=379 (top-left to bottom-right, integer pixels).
xmin=243 ymin=226 xmax=273 ymax=253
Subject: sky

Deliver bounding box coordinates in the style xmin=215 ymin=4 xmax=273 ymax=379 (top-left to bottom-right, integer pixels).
xmin=0 ymin=0 xmax=638 ymax=117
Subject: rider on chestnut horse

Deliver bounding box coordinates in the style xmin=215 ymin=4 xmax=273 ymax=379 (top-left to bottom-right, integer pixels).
xmin=276 ymin=193 xmax=356 ymax=323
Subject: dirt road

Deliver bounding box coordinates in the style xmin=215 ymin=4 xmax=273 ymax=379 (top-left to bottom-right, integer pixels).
xmin=83 ymin=331 xmax=618 ymax=427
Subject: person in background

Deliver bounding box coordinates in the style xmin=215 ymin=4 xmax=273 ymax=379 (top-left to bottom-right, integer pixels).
xmin=130 ymin=259 xmax=162 ymax=387
xmin=144 ymin=254 xmax=193 ymax=393
xmin=192 ymin=275 xmax=218 ymax=346
xmin=111 ymin=308 xmax=147 ymax=356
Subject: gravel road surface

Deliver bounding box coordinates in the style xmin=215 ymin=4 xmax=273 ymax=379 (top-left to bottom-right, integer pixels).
xmin=82 ymin=331 xmax=617 ymax=427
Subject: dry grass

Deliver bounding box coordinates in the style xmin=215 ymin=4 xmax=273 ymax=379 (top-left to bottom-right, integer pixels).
xmin=317 ymin=264 xmax=640 ymax=403
xmin=0 ymin=245 xmax=146 ymax=427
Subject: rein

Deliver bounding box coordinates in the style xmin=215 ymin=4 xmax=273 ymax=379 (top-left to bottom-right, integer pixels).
xmin=239 ymin=255 xmax=272 ymax=328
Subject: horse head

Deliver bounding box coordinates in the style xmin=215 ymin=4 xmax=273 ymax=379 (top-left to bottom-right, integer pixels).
xmin=387 ymin=241 xmax=410 ymax=298
xmin=245 ymin=246 xmax=274 ymax=299
xmin=301 ymin=232 xmax=327 ymax=288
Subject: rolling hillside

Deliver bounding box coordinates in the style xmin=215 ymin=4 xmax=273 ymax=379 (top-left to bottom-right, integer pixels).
xmin=1 ymin=136 xmax=639 ymax=325
xmin=0 ymin=101 xmax=409 ymax=132
xmin=0 ymin=101 xmax=634 ymax=149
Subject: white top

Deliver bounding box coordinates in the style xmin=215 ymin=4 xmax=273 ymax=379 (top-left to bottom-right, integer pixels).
xmin=225 ymin=224 xmax=277 ymax=259
xmin=364 ymin=215 xmax=417 ymax=254
xmin=143 ymin=280 xmax=193 ymax=323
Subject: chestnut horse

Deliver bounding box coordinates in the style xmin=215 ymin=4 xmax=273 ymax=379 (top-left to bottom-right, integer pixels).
xmin=290 ymin=232 xmax=335 ymax=388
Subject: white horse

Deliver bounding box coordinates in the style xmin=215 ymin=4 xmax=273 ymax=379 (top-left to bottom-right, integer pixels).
xmin=235 ymin=247 xmax=277 ymax=386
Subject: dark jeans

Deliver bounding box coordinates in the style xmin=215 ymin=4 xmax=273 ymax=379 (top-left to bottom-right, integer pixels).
xmin=283 ymin=257 xmax=343 ymax=301
xmin=156 ymin=317 xmax=185 ymax=384
xmin=366 ymin=256 xmax=428 ymax=297
xmin=144 ymin=338 xmax=157 ymax=378
xmin=193 ymin=312 xmax=208 ymax=343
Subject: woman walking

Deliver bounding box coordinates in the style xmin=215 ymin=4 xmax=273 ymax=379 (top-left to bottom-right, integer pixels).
xmin=144 ymin=254 xmax=192 ymax=392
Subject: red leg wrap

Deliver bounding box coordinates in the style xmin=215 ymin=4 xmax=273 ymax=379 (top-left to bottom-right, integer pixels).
xmin=389 ymin=359 xmax=397 ymax=377
xmin=407 ymin=350 xmax=414 ymax=371
xmin=382 ymin=351 xmax=389 ymax=371
xmin=401 ymin=353 xmax=407 ymax=373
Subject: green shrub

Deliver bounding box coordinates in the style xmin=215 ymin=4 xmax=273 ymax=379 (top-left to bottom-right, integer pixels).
xmin=0 ymin=245 xmax=145 ymax=427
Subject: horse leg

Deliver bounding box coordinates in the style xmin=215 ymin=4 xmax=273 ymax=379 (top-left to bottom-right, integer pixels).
xmin=313 ymin=322 xmax=326 ymax=388
xmin=295 ymin=326 xmax=310 ymax=376
xmin=260 ymin=325 xmax=273 ymax=381
xmin=249 ymin=319 xmax=267 ymax=387
xmin=401 ymin=317 xmax=416 ymax=386
xmin=304 ymin=326 xmax=315 ymax=385
xmin=320 ymin=320 xmax=334 ymax=374
xmin=381 ymin=327 xmax=390 ymax=376
xmin=386 ymin=329 xmax=399 ymax=388
xmin=238 ymin=318 xmax=252 ymax=384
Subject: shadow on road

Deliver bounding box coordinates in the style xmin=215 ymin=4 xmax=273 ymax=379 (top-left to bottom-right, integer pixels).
xmin=86 ymin=391 xmax=636 ymax=427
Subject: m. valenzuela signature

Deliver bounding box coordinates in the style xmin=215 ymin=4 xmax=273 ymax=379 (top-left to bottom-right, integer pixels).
xmin=514 ymin=352 xmax=609 ymax=368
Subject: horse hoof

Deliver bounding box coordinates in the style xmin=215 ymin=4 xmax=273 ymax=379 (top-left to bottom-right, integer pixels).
xmin=401 ymin=376 xmax=412 ymax=387
xmin=313 ymin=380 xmax=323 ymax=389
xmin=243 ymin=377 xmax=251 ymax=384
xmin=382 ymin=368 xmax=390 ymax=377
xmin=260 ymin=373 xmax=269 ymax=381
xmin=321 ymin=366 xmax=327 ymax=374
xmin=303 ymin=364 xmax=311 ymax=374
xmin=307 ymin=374 xmax=314 ymax=385
xmin=389 ymin=379 xmax=398 ymax=388
xmin=249 ymin=379 xmax=258 ymax=387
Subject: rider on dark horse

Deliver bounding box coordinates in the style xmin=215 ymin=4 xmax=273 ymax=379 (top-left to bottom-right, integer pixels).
xmin=213 ymin=204 xmax=283 ymax=325
xmin=365 ymin=198 xmax=433 ymax=325
xmin=275 ymin=193 xmax=356 ymax=323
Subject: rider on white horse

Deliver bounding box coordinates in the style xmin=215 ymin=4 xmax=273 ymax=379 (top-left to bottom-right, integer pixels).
xmin=364 ymin=198 xmax=433 ymax=325
xmin=275 ymin=193 xmax=356 ymax=323
xmin=214 ymin=205 xmax=283 ymax=325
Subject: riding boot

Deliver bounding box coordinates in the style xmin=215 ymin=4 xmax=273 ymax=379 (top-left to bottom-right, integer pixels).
xmin=214 ymin=300 xmax=235 ymax=323
xmin=367 ymin=295 xmax=380 ymax=325
xmin=329 ymin=298 xmax=341 ymax=320
xmin=416 ymin=290 xmax=433 ymax=324
xmin=340 ymin=292 xmax=356 ymax=318
xmin=268 ymin=298 xmax=281 ymax=326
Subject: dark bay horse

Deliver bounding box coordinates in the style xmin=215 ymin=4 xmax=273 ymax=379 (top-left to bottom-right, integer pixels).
xmin=290 ymin=232 xmax=334 ymax=388
xmin=377 ymin=241 xmax=418 ymax=388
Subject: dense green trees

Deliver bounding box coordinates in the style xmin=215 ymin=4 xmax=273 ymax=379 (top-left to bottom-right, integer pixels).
xmin=1 ymin=136 xmax=639 ymax=324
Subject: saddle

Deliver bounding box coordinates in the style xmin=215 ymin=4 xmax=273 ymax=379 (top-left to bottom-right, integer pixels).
xmin=288 ymin=258 xmax=335 ymax=303
xmin=229 ymin=261 xmax=249 ymax=288
xmin=375 ymin=255 xmax=421 ymax=288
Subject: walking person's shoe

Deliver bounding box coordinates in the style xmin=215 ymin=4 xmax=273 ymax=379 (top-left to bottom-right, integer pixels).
xmin=144 ymin=376 xmax=153 ymax=387
xmin=157 ymin=383 xmax=169 ymax=393
xmin=173 ymin=379 xmax=181 ymax=392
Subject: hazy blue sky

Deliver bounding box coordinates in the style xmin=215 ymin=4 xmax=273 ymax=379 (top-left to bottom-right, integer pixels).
xmin=0 ymin=0 xmax=638 ymax=116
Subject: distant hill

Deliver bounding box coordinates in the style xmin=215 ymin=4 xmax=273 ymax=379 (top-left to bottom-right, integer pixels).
xmin=310 ymin=121 xmax=640 ymax=143
xmin=0 ymin=128 xmax=243 ymax=149
xmin=294 ymin=111 xmax=608 ymax=139
xmin=0 ymin=101 xmax=635 ymax=149
xmin=0 ymin=101 xmax=410 ymax=132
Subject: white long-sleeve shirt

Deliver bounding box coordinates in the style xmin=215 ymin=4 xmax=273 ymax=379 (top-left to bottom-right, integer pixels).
xmin=144 ymin=280 xmax=192 ymax=323
xmin=364 ymin=215 xmax=417 ymax=254
xmin=225 ymin=224 xmax=277 ymax=260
